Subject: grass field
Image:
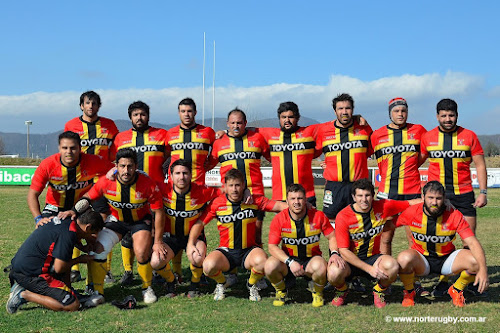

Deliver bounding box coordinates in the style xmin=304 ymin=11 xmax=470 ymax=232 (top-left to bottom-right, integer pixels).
xmin=0 ymin=186 xmax=499 ymax=332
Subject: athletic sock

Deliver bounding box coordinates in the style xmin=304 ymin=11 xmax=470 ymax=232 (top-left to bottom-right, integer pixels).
xmin=121 ymin=245 xmax=135 ymax=272
xmin=106 ymin=251 xmax=113 ymax=272
xmin=137 ymin=261 xmax=153 ymax=289
xmin=248 ymin=268 xmax=265 ymax=285
xmin=155 ymin=263 xmax=175 ymax=283
xmin=400 ymin=272 xmax=415 ymax=291
xmin=88 ymin=259 xmax=107 ymax=294
xmin=271 ymin=279 xmax=286 ymax=292
xmin=453 ymin=270 xmax=476 ymax=291
xmin=336 ymin=283 xmax=348 ymax=292
xmin=208 ymin=270 xmax=226 ymax=284
xmin=373 ymin=283 xmax=387 ymax=293
xmin=312 ymin=281 xmax=325 ymax=294
xmin=439 ymin=275 xmax=449 ymax=283
xmin=172 ymin=251 xmax=183 ymax=276
xmin=71 ymin=247 xmax=81 ymax=272
xmin=190 ymin=264 xmax=203 ymax=283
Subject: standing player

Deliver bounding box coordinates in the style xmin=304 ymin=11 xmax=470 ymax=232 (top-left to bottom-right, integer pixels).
xmin=329 ymin=179 xmax=421 ymax=308
xmin=6 ymin=210 xmax=104 ymax=314
xmin=64 ymin=90 xmax=119 ymax=283
xmin=396 ymin=181 xmax=488 ymax=307
xmin=188 ymin=169 xmax=287 ymax=301
xmin=111 ymin=101 xmax=169 ymax=285
xmin=420 ymin=98 xmax=487 ymax=297
xmin=265 ymin=184 xmax=345 ymax=307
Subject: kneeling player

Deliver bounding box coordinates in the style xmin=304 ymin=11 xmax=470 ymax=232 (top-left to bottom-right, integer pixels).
xmin=329 ymin=179 xmax=420 ymax=308
xmin=6 ymin=210 xmax=104 ymax=314
xmin=188 ymin=169 xmax=287 ymax=301
xmin=265 ymin=184 xmax=345 ymax=307
xmin=396 ymin=181 xmax=488 ymax=307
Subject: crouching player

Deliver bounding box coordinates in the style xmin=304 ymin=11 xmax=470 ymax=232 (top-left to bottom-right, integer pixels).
xmin=151 ymin=159 xmax=220 ymax=298
xmin=396 ymin=181 xmax=488 ymax=307
xmin=72 ymin=148 xmax=170 ymax=304
xmin=328 ymin=179 xmax=421 ymax=308
xmin=6 ymin=210 xmax=104 ymax=314
xmin=188 ymin=169 xmax=287 ymax=301
xmin=265 ymin=184 xmax=345 ymax=307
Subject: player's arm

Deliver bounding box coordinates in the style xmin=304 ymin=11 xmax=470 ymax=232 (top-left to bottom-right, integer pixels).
xmin=186 ymin=220 xmax=205 ymax=262
xmin=268 ymin=243 xmax=305 ymax=277
xmin=269 ymin=200 xmax=288 ymax=212
xmin=472 ymin=154 xmax=487 ymax=208
xmin=27 ymin=188 xmax=43 ymax=219
xmin=462 ymin=235 xmax=489 ymax=293
xmin=325 ymin=231 xmax=346 ymax=269
xmin=151 ymin=207 xmax=169 ymax=261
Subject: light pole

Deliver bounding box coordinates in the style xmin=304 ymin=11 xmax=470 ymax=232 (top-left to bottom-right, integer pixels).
xmin=25 ymin=120 xmax=32 ymax=158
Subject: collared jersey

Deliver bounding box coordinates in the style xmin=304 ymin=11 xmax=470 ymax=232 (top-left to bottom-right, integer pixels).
xmin=397 ymin=203 xmax=474 ymax=257
xmin=166 ymin=124 xmax=215 ymax=185
xmin=421 ymin=126 xmax=483 ymax=195
xmin=209 ymin=130 xmax=269 ymax=195
xmin=111 ymin=126 xmax=168 ymax=184
xmin=202 ymin=194 xmax=276 ymax=249
xmin=86 ymin=173 xmax=162 ymax=223
xmin=269 ymin=208 xmax=333 ymax=259
xmin=30 ymin=153 xmax=112 ymax=211
xmin=371 ymin=123 xmax=427 ymax=198
xmin=64 ymin=116 xmax=119 ymax=162
xmin=257 ymin=125 xmax=320 ymax=200
xmin=315 ymin=120 xmax=373 ymax=182
xmin=335 ymin=200 xmax=410 ymax=259
xmin=159 ymin=181 xmax=220 ymax=236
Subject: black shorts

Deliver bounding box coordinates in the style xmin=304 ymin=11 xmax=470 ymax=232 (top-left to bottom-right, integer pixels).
xmin=105 ymin=214 xmax=153 ymax=238
xmin=307 ymin=196 xmax=317 ymax=208
xmin=163 ymin=232 xmax=207 ymax=256
xmin=376 ymin=193 xmax=420 ymax=201
xmin=285 ymin=256 xmax=314 ymax=275
xmin=256 ymin=210 xmax=265 ymax=221
xmin=447 ymin=191 xmax=476 ymax=217
xmin=424 ymin=253 xmax=452 ymax=275
xmin=92 ymin=197 xmax=110 ymax=215
xmin=216 ymin=246 xmax=258 ymax=272
xmin=323 ymin=181 xmax=353 ymax=219
xmin=9 ymin=270 xmax=77 ymax=306
xmin=347 ymin=254 xmax=383 ymax=281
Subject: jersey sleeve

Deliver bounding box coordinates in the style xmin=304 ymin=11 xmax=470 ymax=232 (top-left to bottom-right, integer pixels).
xmin=334 ymin=210 xmax=351 ymax=249
xmin=395 ymin=207 xmax=413 ymax=228
xmin=148 ymin=182 xmax=163 ymax=210
xmin=30 ymin=159 xmax=51 ymax=192
xmin=454 ymin=211 xmax=475 ymax=240
xmin=202 ymin=198 xmax=219 ymax=225
xmin=318 ymin=211 xmax=334 ymax=236
xmin=268 ymin=214 xmax=283 ymax=245
xmin=470 ymin=131 xmax=484 ymax=156
xmin=256 ymin=195 xmax=277 ymax=212
xmin=52 ymin=225 xmax=77 ymax=262
xmin=420 ymin=132 xmax=429 ymax=156
xmin=382 ymin=199 xmax=410 ymax=218
xmin=86 ymin=177 xmax=105 ymax=200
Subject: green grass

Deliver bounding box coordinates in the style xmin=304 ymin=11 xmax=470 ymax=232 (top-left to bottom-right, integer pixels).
xmin=0 ymin=186 xmax=499 ymax=332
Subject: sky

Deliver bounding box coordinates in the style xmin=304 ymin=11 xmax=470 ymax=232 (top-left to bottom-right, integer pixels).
xmin=1 ymin=0 xmax=499 ymax=134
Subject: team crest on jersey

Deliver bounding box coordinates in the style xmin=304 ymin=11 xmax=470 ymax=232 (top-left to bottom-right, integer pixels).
xmin=101 ymin=128 xmax=108 ymax=133
xmin=323 ymin=190 xmax=333 ymax=205
xmin=375 ymin=213 xmax=383 ymax=221
xmin=458 ymin=139 xmax=465 ymax=146
xmin=408 ymin=133 xmax=415 ymax=140
xmin=249 ymin=141 xmax=255 ymax=147
xmin=196 ymin=133 xmax=203 ymax=139
xmin=136 ymin=192 xmax=143 ymax=199
xmin=296 ymin=132 xmax=303 ymax=138
xmin=191 ymin=199 xmax=197 ymax=205
xmin=354 ymin=129 xmax=361 ymax=135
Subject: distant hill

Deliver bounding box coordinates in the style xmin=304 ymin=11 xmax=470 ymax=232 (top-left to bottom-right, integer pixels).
xmin=0 ymin=116 xmax=320 ymax=158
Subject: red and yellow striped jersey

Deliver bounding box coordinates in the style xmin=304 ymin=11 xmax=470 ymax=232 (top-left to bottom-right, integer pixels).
xmin=166 ymin=124 xmax=215 ymax=185
xmin=335 ymin=200 xmax=410 ymax=259
xmin=371 ymin=123 xmax=427 ymax=198
xmin=111 ymin=126 xmax=169 ymax=184
xmin=86 ymin=173 xmax=163 ymax=223
xmin=159 ymin=181 xmax=220 ymax=236
xmin=257 ymin=125 xmax=320 ymax=200
xmin=30 ymin=153 xmax=113 ymax=211
xmin=64 ymin=116 xmax=119 ymax=162
xmin=421 ymin=126 xmax=483 ymax=195
xmin=397 ymin=203 xmax=474 ymax=257
xmin=268 ymin=208 xmax=333 ymax=259
xmin=202 ymin=194 xmax=276 ymax=249
xmin=209 ymin=130 xmax=269 ymax=195
xmin=315 ymin=120 xmax=373 ymax=182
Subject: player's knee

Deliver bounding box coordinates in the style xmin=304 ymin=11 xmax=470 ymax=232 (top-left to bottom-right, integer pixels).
xmin=468 ymin=255 xmax=479 ymax=273
xmin=264 ymin=257 xmax=281 ymax=275
xmin=327 ymin=264 xmax=344 ymax=284
xmin=203 ymin=257 xmax=218 ymax=275
xmin=121 ymin=233 xmax=133 ymax=249
xmin=93 ymin=228 xmax=119 ymax=260
xmin=397 ymin=251 xmax=414 ymax=270
xmin=309 ymin=258 xmax=327 ymax=276
xmin=150 ymin=251 xmax=166 ymax=269
xmin=65 ymin=299 xmax=80 ymax=312
xmin=381 ymin=257 xmax=399 ymax=274
xmin=134 ymin=248 xmax=150 ymax=263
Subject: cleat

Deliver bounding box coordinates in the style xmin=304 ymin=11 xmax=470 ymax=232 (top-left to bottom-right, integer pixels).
xmin=70 ymin=270 xmax=84 ymax=283
xmin=448 ymin=286 xmax=465 ymax=307
xmin=383 ymin=285 xmax=392 ymax=296
xmin=373 ymin=290 xmax=387 ymax=308
xmin=173 ymin=272 xmax=183 ymax=285
xmin=120 ymin=271 xmax=134 ymax=286
xmin=331 ymin=289 xmax=349 ymax=307
xmin=187 ymin=283 xmax=200 ymax=298
xmin=247 ymin=281 xmax=262 ymax=302
xmin=199 ymin=274 xmax=209 ymax=287
xmin=6 ymin=282 xmax=26 ymax=314
xmin=84 ymin=284 xmax=94 ymax=295
xmin=273 ymin=290 xmax=287 ymax=307
xmin=213 ymin=283 xmax=226 ymax=301
xmin=111 ymin=295 xmax=137 ymax=310
xmin=142 ymin=286 xmax=157 ymax=304
xmin=256 ymin=278 xmax=268 ymax=290
xmin=104 ymin=271 xmax=115 ymax=284
xmin=311 ymin=292 xmax=324 ymax=307
xmin=466 ymin=284 xmax=488 ymax=298
xmin=164 ymin=281 xmax=177 ymax=298
xmin=224 ymin=273 xmax=238 ymax=288
xmin=431 ymin=280 xmax=450 ymax=298
xmin=83 ymin=291 xmax=105 ymax=308
xmin=402 ymin=290 xmax=416 ymax=307
xmin=152 ymin=272 xmax=166 ymax=285
xmin=415 ymin=281 xmax=430 ymax=297
xmin=350 ymin=277 xmax=366 ymax=293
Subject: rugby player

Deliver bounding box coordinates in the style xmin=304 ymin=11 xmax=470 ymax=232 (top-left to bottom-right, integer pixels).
xmin=6 ymin=210 xmax=104 ymax=314
xmin=72 ymin=148 xmax=170 ymax=304
xmin=188 ymin=169 xmax=287 ymax=301
xmin=111 ymin=101 xmax=169 ymax=286
xmin=420 ymin=98 xmax=488 ymax=297
xmin=265 ymin=184 xmax=345 ymax=307
xmin=152 ymin=159 xmax=220 ymax=298
xmin=396 ymin=181 xmax=488 ymax=307
xmin=64 ymin=90 xmax=119 ymax=283
xmin=329 ymin=179 xmax=421 ymax=308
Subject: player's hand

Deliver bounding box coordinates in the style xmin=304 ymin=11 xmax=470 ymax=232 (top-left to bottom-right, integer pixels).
xmin=153 ymin=242 xmax=169 ymax=262
xmin=473 ymin=269 xmax=489 ymax=294
xmin=328 ymin=254 xmax=346 ymax=269
xmin=368 ymin=263 xmax=388 ymax=280
xmin=289 ymin=261 xmax=305 ymax=277
xmin=353 ymin=114 xmax=368 ymax=126
xmin=35 ymin=216 xmax=53 ymax=228
xmin=243 ymin=188 xmax=254 ymax=204
xmin=58 ymin=210 xmax=76 ymax=220
xmin=473 ymin=194 xmax=487 ymax=208
xmin=106 ymin=166 xmax=117 ymax=180
xmin=186 ymin=243 xmax=201 ymax=262
xmin=320 ymin=161 xmax=326 ymax=169
xmin=215 ymin=130 xmax=226 ymax=139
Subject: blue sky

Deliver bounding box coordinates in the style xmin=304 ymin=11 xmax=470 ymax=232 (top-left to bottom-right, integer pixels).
xmin=1 ymin=1 xmax=499 ymax=134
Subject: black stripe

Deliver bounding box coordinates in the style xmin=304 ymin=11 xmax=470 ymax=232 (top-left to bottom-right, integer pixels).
xmin=136 ymin=132 xmax=145 ymax=171
xmin=234 ymin=137 xmax=246 ymax=175
xmin=293 ymin=214 xmax=307 ymax=258
xmin=87 ymin=123 xmax=97 ymax=155
xmin=426 ymin=215 xmax=438 ymax=257
xmin=63 ymin=167 xmax=77 ymax=210
xmin=182 ymin=128 xmax=193 ymax=163
xmin=283 ymin=133 xmax=295 ymax=188
xmin=174 ymin=194 xmax=186 ymax=237
xmin=357 ymin=212 xmax=373 ymax=259
xmin=443 ymin=133 xmax=454 ymax=193
xmin=340 ymin=128 xmax=350 ymax=181
xmin=388 ymin=129 xmax=403 ymax=196
xmin=233 ymin=205 xmax=243 ymax=249
xmin=121 ymin=184 xmax=134 ymax=223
